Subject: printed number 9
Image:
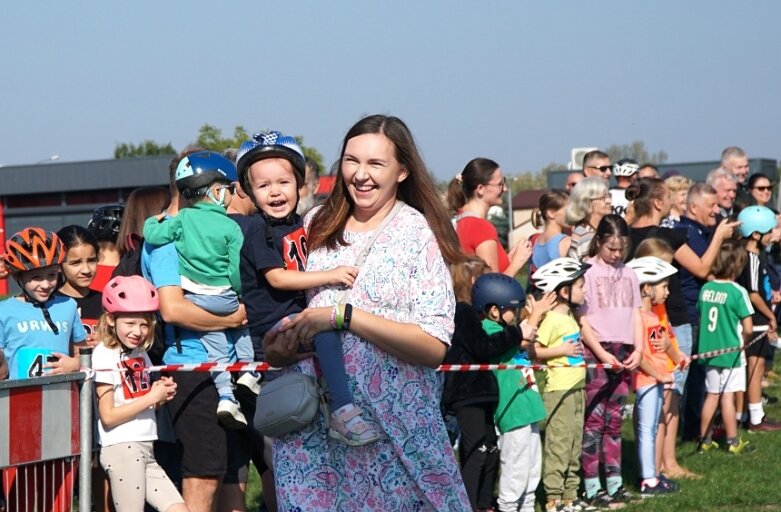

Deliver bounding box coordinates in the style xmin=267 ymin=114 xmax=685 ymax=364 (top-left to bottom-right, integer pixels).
xmin=707 ymin=307 xmax=718 ymax=332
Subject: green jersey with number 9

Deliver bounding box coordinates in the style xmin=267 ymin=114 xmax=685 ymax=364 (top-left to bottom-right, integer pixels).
xmin=697 ymin=281 xmax=754 ymax=368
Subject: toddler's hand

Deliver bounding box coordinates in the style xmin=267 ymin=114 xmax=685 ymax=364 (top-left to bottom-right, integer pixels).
xmin=329 ymin=266 xmax=358 ymax=287
xmin=526 ymin=292 xmax=557 ymax=317
xmin=562 ymin=342 xmax=583 ymax=358
xmin=678 ymin=356 xmax=691 ymax=370
xmin=45 ymin=353 xmax=80 ymax=374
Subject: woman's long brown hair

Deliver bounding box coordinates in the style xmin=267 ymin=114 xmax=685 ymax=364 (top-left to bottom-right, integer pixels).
xmin=308 ymin=115 xmax=465 ymax=265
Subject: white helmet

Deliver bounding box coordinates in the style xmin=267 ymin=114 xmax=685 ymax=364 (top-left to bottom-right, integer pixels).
xmin=626 ymin=257 xmax=677 ymax=285
xmin=532 ymin=257 xmax=591 ymax=292
xmin=613 ymin=158 xmax=639 ymax=177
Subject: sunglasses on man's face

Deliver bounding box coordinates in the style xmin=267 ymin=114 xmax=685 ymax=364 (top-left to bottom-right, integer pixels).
xmin=587 ymin=165 xmax=613 ymax=174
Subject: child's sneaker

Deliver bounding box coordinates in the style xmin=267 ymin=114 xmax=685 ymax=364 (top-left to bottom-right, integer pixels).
xmin=727 ymin=437 xmax=753 ymax=454
xmin=565 ymin=498 xmax=598 ymax=511
xmin=639 ymin=477 xmax=678 ymax=498
xmin=217 ymin=396 xmax=247 ymax=429
xmin=329 ymin=403 xmax=380 ymax=446
xmin=585 ymin=490 xmax=625 ymax=509
xmin=545 ymin=500 xmax=566 ymax=512
xmin=236 ymin=371 xmax=261 ymax=395
xmin=609 ymin=486 xmax=634 ymax=504
xmin=697 ymin=439 xmax=719 ymax=453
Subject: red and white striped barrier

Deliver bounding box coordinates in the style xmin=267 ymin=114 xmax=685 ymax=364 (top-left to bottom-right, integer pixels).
xmin=88 ymin=332 xmax=769 ymax=376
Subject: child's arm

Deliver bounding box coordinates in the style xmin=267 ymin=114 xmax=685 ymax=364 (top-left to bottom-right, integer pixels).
xmin=741 ymin=316 xmax=754 ymax=346
xmin=228 ymin=229 xmax=243 ymax=295
xmin=534 ymin=342 xmax=582 ymax=361
xmin=639 ymin=358 xmax=674 ymax=383
xmin=622 ymin=307 xmax=645 ymax=371
xmin=143 ymin=215 xmax=181 ymax=246
xmin=520 ymin=292 xmax=557 ymax=341
xmin=96 ymin=376 xmax=176 ymax=429
xmin=748 ymin=291 xmax=777 ymax=340
xmin=264 ymin=266 xmax=357 ymax=291
xmin=578 ymin=316 xmax=620 ymax=366
xmin=0 ymin=351 xmax=7 ymax=380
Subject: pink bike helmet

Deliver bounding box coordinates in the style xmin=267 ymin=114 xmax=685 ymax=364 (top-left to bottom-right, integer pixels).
xmin=102 ymin=275 xmax=159 ymax=313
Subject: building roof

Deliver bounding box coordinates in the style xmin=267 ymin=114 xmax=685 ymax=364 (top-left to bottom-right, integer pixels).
xmin=512 ymin=189 xmax=545 ymax=210
xmin=0 ymin=156 xmax=171 ymax=196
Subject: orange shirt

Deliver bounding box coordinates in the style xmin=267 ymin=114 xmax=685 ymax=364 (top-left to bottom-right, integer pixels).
xmin=633 ymin=309 xmax=673 ymax=390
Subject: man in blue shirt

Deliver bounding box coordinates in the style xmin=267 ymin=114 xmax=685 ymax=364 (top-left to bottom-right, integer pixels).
xmin=141 ymin=148 xmax=246 ymax=512
xmin=673 ymin=182 xmax=719 ymax=441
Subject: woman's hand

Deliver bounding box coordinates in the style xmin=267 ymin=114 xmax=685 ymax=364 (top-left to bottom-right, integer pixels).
xmin=262 ymin=316 xmax=315 ymax=367
xmin=622 ymin=349 xmax=642 ymax=371
xmin=508 ymin=238 xmax=533 ymax=269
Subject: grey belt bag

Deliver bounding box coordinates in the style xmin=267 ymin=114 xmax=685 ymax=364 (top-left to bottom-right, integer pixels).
xmin=254 ymin=373 xmax=322 ymax=437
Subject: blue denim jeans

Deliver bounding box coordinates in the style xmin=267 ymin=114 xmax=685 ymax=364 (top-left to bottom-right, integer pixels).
xmin=634 ymin=383 xmax=664 ymax=479
xmin=672 ymin=323 xmax=693 ymax=395
xmin=186 ymin=291 xmax=253 ymax=398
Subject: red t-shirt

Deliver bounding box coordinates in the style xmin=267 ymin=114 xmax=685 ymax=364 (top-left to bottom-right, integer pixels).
xmin=454 ymin=215 xmax=510 ymax=273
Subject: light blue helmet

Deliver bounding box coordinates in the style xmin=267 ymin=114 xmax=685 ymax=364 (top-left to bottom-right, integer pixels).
xmin=236 ymin=131 xmax=306 ymax=195
xmin=175 ymin=150 xmax=236 ymax=197
xmin=737 ymin=205 xmax=777 ymax=238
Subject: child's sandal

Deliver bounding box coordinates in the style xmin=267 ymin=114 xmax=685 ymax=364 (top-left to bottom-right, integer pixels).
xmin=329 ymin=404 xmax=380 ymax=446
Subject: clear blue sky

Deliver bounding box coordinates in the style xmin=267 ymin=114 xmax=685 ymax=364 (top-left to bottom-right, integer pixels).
xmin=2 ymin=1 xmax=779 ymax=180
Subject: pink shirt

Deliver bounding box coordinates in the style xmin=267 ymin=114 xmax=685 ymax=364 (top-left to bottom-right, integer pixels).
xmin=580 ymin=257 xmax=641 ymax=345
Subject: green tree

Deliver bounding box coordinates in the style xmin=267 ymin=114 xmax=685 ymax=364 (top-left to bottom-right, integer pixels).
xmin=195 ymin=124 xmax=250 ymax=153
xmin=605 ymin=140 xmax=668 ymax=165
xmin=113 ymin=140 xmax=176 ymax=159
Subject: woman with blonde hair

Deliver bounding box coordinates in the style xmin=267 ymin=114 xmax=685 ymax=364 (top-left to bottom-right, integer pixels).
xmin=565 ymin=177 xmax=612 ymax=261
xmin=660 ymin=175 xmax=694 ymax=228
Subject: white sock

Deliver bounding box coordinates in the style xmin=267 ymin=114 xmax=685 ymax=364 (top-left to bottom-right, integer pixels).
xmin=749 ymin=402 xmax=765 ymax=425
xmin=643 ymin=477 xmax=659 ymax=488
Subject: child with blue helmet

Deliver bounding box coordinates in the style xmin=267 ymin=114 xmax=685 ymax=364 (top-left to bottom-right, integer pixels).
xmin=472 ymin=273 xmax=550 ymax=512
xmin=237 ymin=131 xmax=378 ymax=446
xmin=143 ymin=150 xmax=254 ymax=428
xmin=736 ymin=205 xmax=781 ymax=433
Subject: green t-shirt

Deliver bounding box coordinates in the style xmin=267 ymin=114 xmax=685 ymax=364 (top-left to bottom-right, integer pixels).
xmin=486 ymin=318 xmax=546 ymax=433
xmin=697 ymin=281 xmax=753 ymax=368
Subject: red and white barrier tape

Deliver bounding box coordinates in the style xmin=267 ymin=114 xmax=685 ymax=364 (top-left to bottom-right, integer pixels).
xmin=84 ymin=331 xmax=769 ymax=377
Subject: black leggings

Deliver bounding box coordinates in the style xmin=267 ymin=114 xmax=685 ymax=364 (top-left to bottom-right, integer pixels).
xmin=456 ymin=403 xmax=499 ymax=509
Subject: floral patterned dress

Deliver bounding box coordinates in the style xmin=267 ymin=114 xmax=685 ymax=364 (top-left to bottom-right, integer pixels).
xmin=272 ymin=204 xmax=471 ymax=511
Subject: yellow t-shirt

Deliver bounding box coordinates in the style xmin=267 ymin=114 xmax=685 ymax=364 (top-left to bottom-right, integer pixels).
xmin=536 ymin=310 xmax=586 ymax=392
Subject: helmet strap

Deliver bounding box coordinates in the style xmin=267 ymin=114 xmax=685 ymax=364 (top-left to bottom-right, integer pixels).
xmin=206 ymin=186 xmax=227 ymax=208
xmin=15 ymin=276 xmax=59 ymax=334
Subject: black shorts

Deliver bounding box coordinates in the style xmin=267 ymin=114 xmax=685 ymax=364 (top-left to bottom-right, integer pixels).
xmin=168 ymin=371 xmax=228 ymax=477
xmin=224 ymin=385 xmax=269 ymax=484
xmin=746 ymin=332 xmax=775 ymax=359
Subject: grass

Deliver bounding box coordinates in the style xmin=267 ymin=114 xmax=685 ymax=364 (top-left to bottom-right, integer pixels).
xmin=609 ymin=367 xmax=781 ymax=512
xmin=242 ymin=366 xmax=781 ymax=512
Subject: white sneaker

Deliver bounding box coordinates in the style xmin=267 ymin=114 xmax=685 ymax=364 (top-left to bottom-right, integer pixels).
xmin=236 ymin=372 xmax=261 ymax=395
xmin=217 ymin=397 xmax=247 ymax=429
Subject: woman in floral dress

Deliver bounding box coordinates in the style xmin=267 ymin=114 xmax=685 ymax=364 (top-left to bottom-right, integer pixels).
xmin=263 ymin=114 xmax=471 ymax=511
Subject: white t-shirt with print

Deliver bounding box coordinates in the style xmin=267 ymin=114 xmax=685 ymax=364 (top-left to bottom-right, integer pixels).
xmin=93 ymin=342 xmax=157 ymax=447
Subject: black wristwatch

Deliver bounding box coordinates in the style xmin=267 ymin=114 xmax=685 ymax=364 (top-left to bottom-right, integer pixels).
xmin=343 ymin=303 xmax=353 ymax=331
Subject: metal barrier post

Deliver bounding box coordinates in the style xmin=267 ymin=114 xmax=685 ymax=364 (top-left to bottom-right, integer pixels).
xmin=79 ymin=348 xmax=93 ymax=512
